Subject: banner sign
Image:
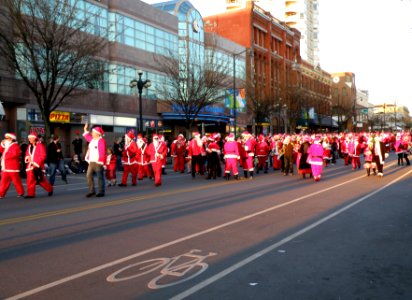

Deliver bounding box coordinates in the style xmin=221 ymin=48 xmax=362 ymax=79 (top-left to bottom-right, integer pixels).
xmin=50 ymin=111 xmax=70 ymax=123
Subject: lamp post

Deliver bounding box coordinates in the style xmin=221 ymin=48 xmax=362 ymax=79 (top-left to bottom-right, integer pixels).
xmin=232 ymin=48 xmax=249 ymax=136
xmin=130 ymin=70 xmax=151 ymax=133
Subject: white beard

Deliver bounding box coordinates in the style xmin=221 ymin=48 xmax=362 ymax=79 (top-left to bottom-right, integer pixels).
xmin=153 ymin=140 xmax=159 ymax=148
xmin=196 ymin=137 xmax=203 ymax=147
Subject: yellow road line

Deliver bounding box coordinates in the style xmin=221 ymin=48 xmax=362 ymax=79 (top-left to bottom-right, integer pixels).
xmin=0 ymin=180 xmax=234 ymax=226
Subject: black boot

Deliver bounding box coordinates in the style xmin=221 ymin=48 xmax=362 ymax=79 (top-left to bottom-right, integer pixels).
xmin=244 ymin=171 xmax=248 ymax=179
xmin=367 ymin=168 xmax=370 ymax=176
xmin=234 ymin=174 xmax=239 ymax=180
xmin=249 ymin=171 xmax=254 ymax=179
xmin=226 ymin=174 xmax=230 ymax=181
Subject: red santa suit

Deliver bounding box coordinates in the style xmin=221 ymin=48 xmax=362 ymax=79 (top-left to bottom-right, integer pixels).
xmin=25 ymin=138 xmax=53 ymax=197
xmin=105 ymin=153 xmax=117 ymax=183
xmin=307 ymin=138 xmax=324 ymax=181
xmin=171 ymin=135 xmax=186 ymax=173
xmin=255 ymin=135 xmax=269 ymax=173
xmin=147 ymin=135 xmax=168 ymax=186
xmin=340 ymin=137 xmax=350 ymax=165
xmin=0 ymin=135 xmax=25 ymax=198
xmin=187 ymin=133 xmax=204 ymax=178
xmin=270 ymin=136 xmax=282 ymax=170
xmin=348 ymin=137 xmax=363 ymax=170
xmin=137 ymin=138 xmax=152 ymax=180
xmin=223 ymin=134 xmax=240 ymax=179
xmin=242 ymin=132 xmax=256 ymax=178
xmin=120 ymin=131 xmax=138 ymax=186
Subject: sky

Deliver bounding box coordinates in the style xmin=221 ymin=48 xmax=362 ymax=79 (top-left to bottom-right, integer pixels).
xmin=144 ymin=0 xmax=412 ymax=113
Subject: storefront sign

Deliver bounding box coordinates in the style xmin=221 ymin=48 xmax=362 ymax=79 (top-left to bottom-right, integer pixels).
xmin=50 ymin=111 xmax=70 ymax=123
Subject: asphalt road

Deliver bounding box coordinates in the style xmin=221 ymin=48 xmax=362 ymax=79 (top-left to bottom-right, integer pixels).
xmin=0 ymin=156 xmax=411 ymax=300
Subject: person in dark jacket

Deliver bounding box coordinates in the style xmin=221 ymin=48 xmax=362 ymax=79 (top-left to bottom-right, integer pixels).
xmin=47 ymin=135 xmax=67 ymax=185
xmin=72 ymin=134 xmax=83 ymax=160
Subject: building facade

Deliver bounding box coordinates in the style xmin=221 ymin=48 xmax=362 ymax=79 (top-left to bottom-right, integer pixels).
xmin=0 ymin=0 xmax=246 ymax=156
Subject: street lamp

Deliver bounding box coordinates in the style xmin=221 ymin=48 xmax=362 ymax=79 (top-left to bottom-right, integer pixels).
xmin=130 ymin=70 xmax=151 ymax=133
xmin=232 ymin=48 xmax=249 ymax=136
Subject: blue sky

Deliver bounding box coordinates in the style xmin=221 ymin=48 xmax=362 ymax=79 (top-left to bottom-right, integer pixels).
xmin=144 ymin=0 xmax=412 ymax=113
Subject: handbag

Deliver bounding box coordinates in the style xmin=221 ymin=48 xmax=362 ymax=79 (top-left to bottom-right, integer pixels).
xmin=33 ymin=167 xmax=44 ymax=184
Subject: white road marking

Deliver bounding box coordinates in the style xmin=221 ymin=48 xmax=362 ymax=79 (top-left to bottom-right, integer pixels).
xmin=170 ymin=169 xmax=412 ymax=300
xmin=5 ymin=163 xmax=406 ymax=300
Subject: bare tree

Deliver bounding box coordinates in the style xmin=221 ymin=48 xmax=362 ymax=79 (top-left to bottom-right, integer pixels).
xmin=0 ymin=0 xmax=107 ymax=137
xmin=153 ymin=46 xmax=232 ymax=136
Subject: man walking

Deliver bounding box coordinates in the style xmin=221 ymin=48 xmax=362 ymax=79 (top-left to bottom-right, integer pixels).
xmin=47 ymin=135 xmax=68 ymax=185
xmin=83 ymin=123 xmax=106 ymax=197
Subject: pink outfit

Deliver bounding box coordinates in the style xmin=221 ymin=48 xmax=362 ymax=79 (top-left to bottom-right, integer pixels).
xmin=224 ymin=140 xmax=240 ymax=175
xmin=308 ymin=143 xmax=324 ymax=181
xmin=83 ymin=132 xmax=106 ymax=165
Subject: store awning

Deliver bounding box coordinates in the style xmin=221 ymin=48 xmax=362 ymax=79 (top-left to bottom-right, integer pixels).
xmin=162 ymin=112 xmax=230 ymax=123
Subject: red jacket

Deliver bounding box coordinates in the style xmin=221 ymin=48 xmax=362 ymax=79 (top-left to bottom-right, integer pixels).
xmin=122 ymin=141 xmax=138 ymax=165
xmin=255 ymin=141 xmax=269 ymax=157
xmin=106 ymin=154 xmax=117 ymax=171
xmin=188 ymin=138 xmax=204 ymax=157
xmin=0 ymin=142 xmax=21 ymax=172
xmin=25 ymin=142 xmax=47 ymax=171
xmin=83 ymin=133 xmax=106 ymax=165
xmin=147 ymin=141 xmax=168 ymax=163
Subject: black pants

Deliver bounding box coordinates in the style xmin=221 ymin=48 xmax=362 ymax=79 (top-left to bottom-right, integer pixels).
xmin=191 ymin=155 xmax=204 ymax=178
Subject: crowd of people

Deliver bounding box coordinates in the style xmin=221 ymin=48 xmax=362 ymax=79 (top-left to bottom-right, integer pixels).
xmin=0 ymin=125 xmax=410 ymax=199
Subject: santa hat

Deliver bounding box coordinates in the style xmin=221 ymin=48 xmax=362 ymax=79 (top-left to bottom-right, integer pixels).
xmin=28 ymin=132 xmax=37 ymax=139
xmin=152 ymin=134 xmax=159 ymax=139
xmin=178 ymin=134 xmax=184 ymax=139
xmin=258 ymin=134 xmax=264 ymax=142
xmin=5 ymin=133 xmax=17 ymax=140
xmin=158 ymin=134 xmax=164 ymax=141
xmin=208 ymin=134 xmax=215 ymax=141
xmin=137 ymin=134 xmax=143 ymax=140
xmin=92 ymin=127 xmax=104 ymax=136
xmin=193 ymin=132 xmax=200 ymax=137
xmin=126 ymin=130 xmax=135 ymax=140
xmin=242 ymin=131 xmax=250 ymax=136
xmin=304 ymin=135 xmax=311 ymax=143
xmin=227 ymin=133 xmax=235 ymax=141
xmin=314 ymin=136 xmax=321 ymax=144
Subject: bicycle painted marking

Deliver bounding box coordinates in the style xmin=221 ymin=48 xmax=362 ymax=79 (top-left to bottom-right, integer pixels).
xmin=106 ymin=249 xmax=217 ymax=289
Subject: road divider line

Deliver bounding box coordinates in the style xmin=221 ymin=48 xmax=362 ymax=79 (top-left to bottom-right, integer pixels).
xmin=5 ymin=162 xmax=407 ymax=300
xmin=171 ymin=168 xmax=412 ymax=300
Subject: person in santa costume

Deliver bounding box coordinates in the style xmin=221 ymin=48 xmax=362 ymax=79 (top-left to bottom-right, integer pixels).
xmin=105 ymin=147 xmax=117 ymax=186
xmin=223 ymin=133 xmax=240 ymax=180
xmin=136 ymin=136 xmax=152 ymax=180
xmin=187 ymin=132 xmax=204 ymax=179
xmin=83 ymin=123 xmax=106 ymax=197
xmin=171 ymin=134 xmax=186 ymax=173
xmin=205 ymin=134 xmax=220 ymax=180
xmin=0 ymin=133 xmax=25 ymax=198
xmin=255 ymin=134 xmax=269 ymax=174
xmin=373 ymin=134 xmax=389 ymax=177
xmin=241 ymin=131 xmax=256 ymax=179
xmin=270 ymin=135 xmax=282 ymax=171
xmin=363 ymin=137 xmax=375 ymax=176
xmin=307 ymin=136 xmax=324 ymax=182
xmin=147 ymin=134 xmax=167 ymax=186
xmin=24 ymin=133 xmax=53 ymax=198
xmin=401 ymin=134 xmax=411 ymax=166
xmin=340 ymin=135 xmax=350 ymax=166
xmin=297 ymin=135 xmax=312 ymax=179
xmin=348 ymin=136 xmax=364 ymax=170
xmin=159 ymin=134 xmax=168 ymax=175
xmin=119 ymin=130 xmax=138 ymax=187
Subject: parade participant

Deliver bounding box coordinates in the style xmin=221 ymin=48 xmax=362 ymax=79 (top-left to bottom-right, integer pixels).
xmin=372 ymin=135 xmax=388 ymax=177
xmin=363 ymin=138 xmax=375 ymax=176
xmin=159 ymin=134 xmax=168 ymax=175
xmin=119 ymin=130 xmax=138 ymax=187
xmin=105 ymin=148 xmax=117 ymax=186
xmin=297 ymin=135 xmax=312 ymax=179
xmin=0 ymin=133 xmax=25 ymax=198
xmin=395 ymin=133 xmax=405 ymax=166
xmin=241 ymin=131 xmax=255 ymax=179
xmin=147 ymin=134 xmax=167 ymax=186
xmin=223 ymin=133 xmax=240 ymax=180
xmin=171 ymin=134 xmax=186 ymax=173
xmin=282 ymin=135 xmax=294 ymax=176
xmin=47 ymin=135 xmax=68 ymax=185
xmin=83 ymin=123 xmax=106 ymax=197
xmin=137 ymin=137 xmax=153 ymax=180
xmin=205 ymin=134 xmax=220 ymax=180
xmin=255 ymin=134 xmax=269 ymax=174
xmin=348 ymin=136 xmax=363 ymax=170
xmin=270 ymin=135 xmax=282 ymax=170
xmin=187 ymin=132 xmax=204 ymax=179
xmin=340 ymin=135 xmax=350 ymax=166
xmin=24 ymin=132 xmax=53 ymax=198
xmin=307 ymin=136 xmax=325 ymax=182
xmin=322 ymin=137 xmax=332 ymax=167
xmin=113 ymin=137 xmax=123 ymax=171
xmin=214 ymin=133 xmax=223 ymax=177
xmin=401 ymin=134 xmax=411 ymax=166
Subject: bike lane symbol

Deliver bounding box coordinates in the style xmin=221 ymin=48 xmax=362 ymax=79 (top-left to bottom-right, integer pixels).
xmin=106 ymin=249 xmax=217 ymax=289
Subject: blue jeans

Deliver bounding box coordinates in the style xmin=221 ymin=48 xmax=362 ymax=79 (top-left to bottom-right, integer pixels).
xmin=86 ymin=162 xmax=105 ymax=194
xmin=49 ymin=160 xmax=66 ymax=185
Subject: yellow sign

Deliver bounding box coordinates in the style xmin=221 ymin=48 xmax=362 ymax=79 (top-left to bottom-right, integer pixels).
xmin=50 ymin=111 xmax=70 ymax=123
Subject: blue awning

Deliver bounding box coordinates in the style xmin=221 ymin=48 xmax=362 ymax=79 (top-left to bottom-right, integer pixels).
xmin=162 ymin=112 xmax=230 ymax=123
